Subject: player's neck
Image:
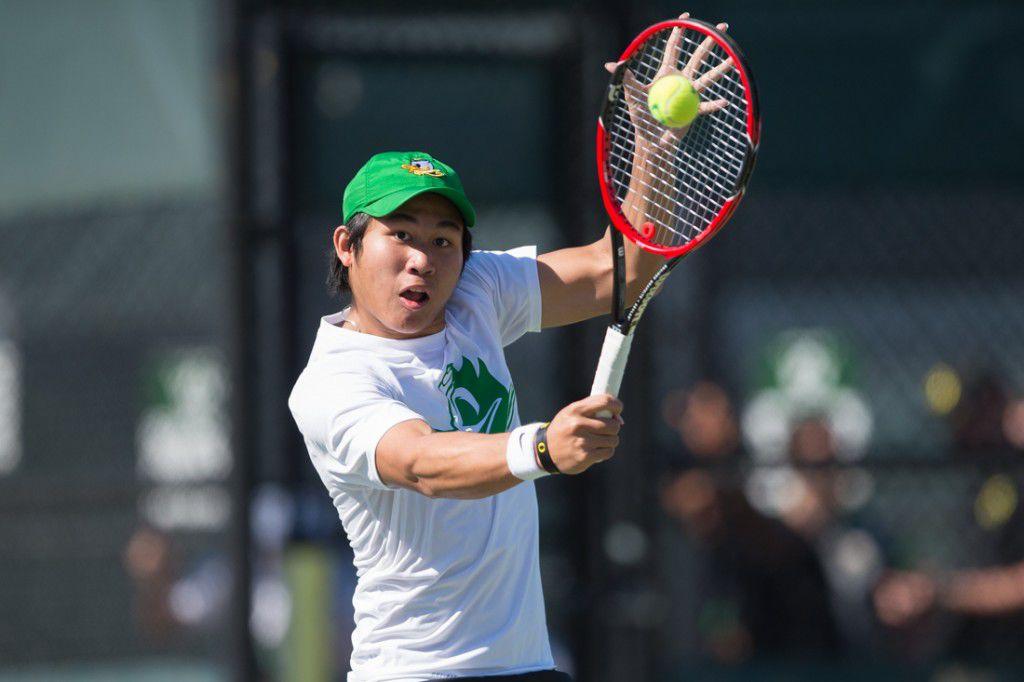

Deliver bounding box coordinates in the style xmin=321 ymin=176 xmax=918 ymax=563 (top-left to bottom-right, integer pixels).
xmin=344 ymin=304 xmax=445 ymax=340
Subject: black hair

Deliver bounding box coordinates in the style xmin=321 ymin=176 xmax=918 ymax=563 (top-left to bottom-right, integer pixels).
xmin=326 ymin=211 xmax=473 ymax=298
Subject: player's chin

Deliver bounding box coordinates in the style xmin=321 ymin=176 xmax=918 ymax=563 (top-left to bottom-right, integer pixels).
xmin=389 ymin=301 xmax=443 ymax=336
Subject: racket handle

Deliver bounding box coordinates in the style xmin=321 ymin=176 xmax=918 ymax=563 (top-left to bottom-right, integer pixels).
xmin=590 ymin=326 xmax=634 ymax=418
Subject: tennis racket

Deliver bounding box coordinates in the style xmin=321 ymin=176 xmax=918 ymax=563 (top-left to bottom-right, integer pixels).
xmin=590 ymin=15 xmax=760 ymax=410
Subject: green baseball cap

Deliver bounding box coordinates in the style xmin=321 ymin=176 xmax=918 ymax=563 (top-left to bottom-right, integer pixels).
xmin=342 ymin=151 xmax=476 ymax=228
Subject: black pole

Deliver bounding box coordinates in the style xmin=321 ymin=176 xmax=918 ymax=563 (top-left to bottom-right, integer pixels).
xmin=225 ymin=0 xmax=257 ymax=679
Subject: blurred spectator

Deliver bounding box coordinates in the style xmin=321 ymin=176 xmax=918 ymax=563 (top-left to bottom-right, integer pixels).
xmin=123 ymin=525 xmax=179 ymax=642
xmin=659 ymin=382 xmax=840 ymax=664
xmin=951 ymin=372 xmax=1011 ymax=454
xmin=781 ymin=417 xmax=837 ymax=539
xmin=1002 ymin=398 xmax=1024 ymax=451
xmin=123 ymin=485 xmax=296 ymax=657
xmin=872 ymin=440 xmax=1024 ymax=659
xmin=662 ymin=381 xmax=740 ymax=460
xmin=780 ymin=416 xmax=886 ymax=654
xmin=874 ymin=547 xmax=1024 ymax=663
xmin=874 ymin=373 xmax=1024 ymax=663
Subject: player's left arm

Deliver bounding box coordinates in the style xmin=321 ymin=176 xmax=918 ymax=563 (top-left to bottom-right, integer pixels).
xmin=537 ymin=227 xmax=664 ymax=329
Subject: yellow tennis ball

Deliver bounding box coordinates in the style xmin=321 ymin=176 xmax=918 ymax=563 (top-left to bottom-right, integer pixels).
xmin=647 ymin=74 xmax=700 ymax=128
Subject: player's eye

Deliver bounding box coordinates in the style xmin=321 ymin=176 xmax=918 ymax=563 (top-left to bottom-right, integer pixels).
xmin=433 ymin=237 xmax=451 ymax=247
xmin=394 ymin=230 xmax=410 ymax=241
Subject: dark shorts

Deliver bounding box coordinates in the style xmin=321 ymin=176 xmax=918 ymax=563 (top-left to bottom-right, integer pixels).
xmin=455 ymin=671 xmax=571 ymax=682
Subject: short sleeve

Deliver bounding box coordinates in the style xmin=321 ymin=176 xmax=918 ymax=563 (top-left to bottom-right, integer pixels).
xmin=462 ymin=246 xmax=542 ymax=346
xmin=288 ymin=367 xmax=423 ymax=491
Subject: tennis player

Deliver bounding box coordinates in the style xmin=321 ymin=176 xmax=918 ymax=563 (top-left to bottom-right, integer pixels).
xmin=282 ymin=9 xmax=727 ymax=674
xmin=287 ymin=147 xmax=665 ymax=681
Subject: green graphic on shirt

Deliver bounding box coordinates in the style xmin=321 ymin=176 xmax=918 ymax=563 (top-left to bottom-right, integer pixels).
xmin=438 ymin=356 xmax=516 ymax=434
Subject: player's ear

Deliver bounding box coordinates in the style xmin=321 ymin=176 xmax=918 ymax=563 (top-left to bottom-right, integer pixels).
xmin=334 ymin=224 xmax=355 ymax=267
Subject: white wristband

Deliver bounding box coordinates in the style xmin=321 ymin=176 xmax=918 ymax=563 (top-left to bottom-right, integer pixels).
xmin=506 ymin=423 xmax=549 ymax=481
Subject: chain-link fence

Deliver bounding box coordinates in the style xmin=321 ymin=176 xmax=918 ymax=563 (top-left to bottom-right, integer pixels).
xmin=247 ymin=2 xmax=1024 ymax=680
xmin=4 ymin=1 xmax=1024 ymax=681
xmin=0 ymin=199 xmax=232 ymax=675
xmin=639 ymin=124 xmax=1024 ymax=680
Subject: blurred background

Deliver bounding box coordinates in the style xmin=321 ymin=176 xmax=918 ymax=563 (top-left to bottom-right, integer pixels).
xmin=1 ymin=0 xmax=1023 ymax=680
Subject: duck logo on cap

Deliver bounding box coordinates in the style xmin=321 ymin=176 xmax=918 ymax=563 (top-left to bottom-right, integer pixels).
xmin=402 ymin=159 xmax=445 ymax=177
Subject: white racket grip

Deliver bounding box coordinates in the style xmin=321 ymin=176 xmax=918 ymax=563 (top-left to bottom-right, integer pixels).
xmin=590 ymin=327 xmax=634 ymax=418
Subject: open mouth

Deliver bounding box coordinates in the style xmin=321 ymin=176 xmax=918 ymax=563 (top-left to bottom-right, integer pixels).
xmin=399 ymin=287 xmax=430 ymax=310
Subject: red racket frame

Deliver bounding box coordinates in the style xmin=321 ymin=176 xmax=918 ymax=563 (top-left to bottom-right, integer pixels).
xmin=596 ymin=19 xmax=760 ymax=259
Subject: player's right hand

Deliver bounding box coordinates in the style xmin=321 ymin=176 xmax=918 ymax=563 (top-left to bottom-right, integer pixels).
xmin=546 ymin=394 xmax=623 ymax=475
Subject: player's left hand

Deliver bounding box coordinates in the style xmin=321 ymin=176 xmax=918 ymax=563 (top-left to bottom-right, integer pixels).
xmin=604 ymin=12 xmax=732 ymax=149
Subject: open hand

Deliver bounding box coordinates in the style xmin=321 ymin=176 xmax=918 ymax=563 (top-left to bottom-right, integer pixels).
xmin=604 ymin=13 xmax=733 ymax=150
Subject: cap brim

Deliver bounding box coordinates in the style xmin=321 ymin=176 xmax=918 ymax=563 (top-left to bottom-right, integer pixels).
xmin=360 ymin=187 xmax=476 ymax=228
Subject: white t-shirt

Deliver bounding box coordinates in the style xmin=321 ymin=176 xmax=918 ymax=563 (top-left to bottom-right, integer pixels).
xmin=288 ymin=247 xmax=554 ymax=681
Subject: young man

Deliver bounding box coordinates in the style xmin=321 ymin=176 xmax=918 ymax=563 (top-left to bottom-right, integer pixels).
xmin=282 ymin=8 xmax=744 ymax=671
xmin=288 ymin=13 xmax=726 ymax=676
xmin=289 ymin=149 xmax=658 ymax=680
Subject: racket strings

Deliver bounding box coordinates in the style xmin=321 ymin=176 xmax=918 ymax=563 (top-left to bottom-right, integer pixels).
xmin=605 ymin=127 xmax=717 ymax=232
xmin=641 ymin=31 xmax=746 ymax=238
xmin=606 ymin=108 xmax=725 ymax=244
xmin=606 ymin=111 xmax=728 ymax=226
xmin=610 ymin=93 xmax=733 ymax=189
xmin=604 ymin=26 xmax=752 ymax=250
xmin=612 ymin=90 xmax=746 ymax=176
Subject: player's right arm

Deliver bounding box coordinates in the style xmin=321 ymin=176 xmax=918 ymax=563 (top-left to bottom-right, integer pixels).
xmin=375 ymin=393 xmax=623 ymax=499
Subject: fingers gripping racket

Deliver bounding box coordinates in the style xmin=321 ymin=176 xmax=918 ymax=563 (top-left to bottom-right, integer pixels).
xmin=590 ymin=17 xmax=761 ymax=408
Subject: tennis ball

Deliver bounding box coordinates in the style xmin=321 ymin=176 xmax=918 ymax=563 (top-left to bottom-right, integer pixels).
xmin=647 ymin=74 xmax=700 ymax=128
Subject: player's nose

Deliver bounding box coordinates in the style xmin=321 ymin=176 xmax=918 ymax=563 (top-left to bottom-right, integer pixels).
xmin=406 ymin=247 xmax=435 ymax=276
